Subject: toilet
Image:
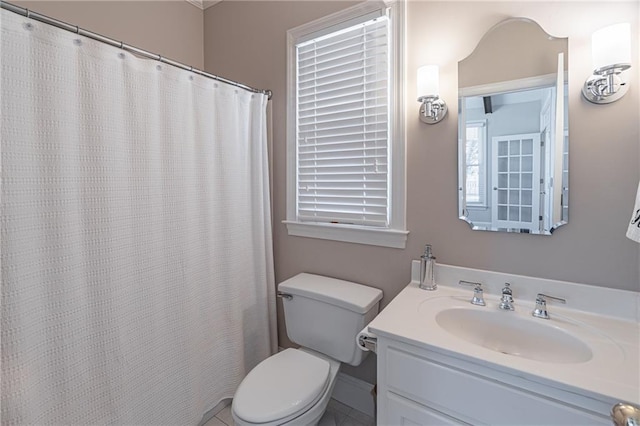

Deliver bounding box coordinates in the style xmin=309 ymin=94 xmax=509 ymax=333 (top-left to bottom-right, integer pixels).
xmin=231 ymin=273 xmax=383 ymax=426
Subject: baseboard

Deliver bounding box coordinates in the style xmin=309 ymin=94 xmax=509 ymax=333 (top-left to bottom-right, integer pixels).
xmin=330 ymin=372 xmax=375 ymax=417
xmin=199 ymin=398 xmax=231 ymax=426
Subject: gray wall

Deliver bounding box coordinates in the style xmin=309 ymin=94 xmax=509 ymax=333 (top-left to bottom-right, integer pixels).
xmin=204 ymin=1 xmax=639 ymax=383
xmin=407 ymin=1 xmax=638 ymax=294
xmin=13 ymin=1 xmax=205 ymax=68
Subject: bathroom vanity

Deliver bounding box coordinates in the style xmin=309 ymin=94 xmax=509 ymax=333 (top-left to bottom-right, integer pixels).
xmin=365 ymin=263 xmax=640 ymax=425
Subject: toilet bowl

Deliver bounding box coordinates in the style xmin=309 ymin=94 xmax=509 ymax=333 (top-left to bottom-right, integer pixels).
xmin=232 ymin=348 xmax=340 ymax=426
xmin=231 ymin=273 xmax=383 ymax=426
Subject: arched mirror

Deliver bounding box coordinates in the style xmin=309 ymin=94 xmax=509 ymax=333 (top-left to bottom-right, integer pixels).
xmin=458 ymin=18 xmax=568 ymax=234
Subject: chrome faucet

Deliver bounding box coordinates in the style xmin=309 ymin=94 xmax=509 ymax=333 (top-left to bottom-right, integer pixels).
xmin=419 ymin=244 xmax=437 ymax=291
xmin=458 ymin=280 xmax=485 ymax=306
xmin=499 ymin=283 xmax=514 ymax=310
xmin=532 ymin=293 xmax=566 ymax=319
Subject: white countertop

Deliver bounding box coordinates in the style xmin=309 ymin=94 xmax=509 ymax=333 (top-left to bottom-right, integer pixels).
xmin=367 ymin=263 xmax=640 ymax=405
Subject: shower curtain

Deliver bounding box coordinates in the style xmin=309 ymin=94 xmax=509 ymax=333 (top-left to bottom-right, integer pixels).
xmin=1 ymin=9 xmax=276 ymax=425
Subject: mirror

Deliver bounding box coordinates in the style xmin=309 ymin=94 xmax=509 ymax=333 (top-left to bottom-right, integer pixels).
xmin=458 ymin=18 xmax=568 ymax=234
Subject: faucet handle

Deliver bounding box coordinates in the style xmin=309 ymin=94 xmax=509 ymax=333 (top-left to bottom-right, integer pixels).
xmin=501 ymin=282 xmax=513 ymax=296
xmin=532 ymin=293 xmax=566 ymax=319
xmin=458 ymin=280 xmax=486 ymax=306
xmin=499 ymin=282 xmax=515 ymax=311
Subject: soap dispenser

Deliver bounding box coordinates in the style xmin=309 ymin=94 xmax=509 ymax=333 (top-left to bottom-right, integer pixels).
xmin=419 ymin=244 xmax=437 ymax=291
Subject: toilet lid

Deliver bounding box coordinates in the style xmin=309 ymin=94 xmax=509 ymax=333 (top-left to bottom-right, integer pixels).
xmin=233 ymin=348 xmax=331 ymax=424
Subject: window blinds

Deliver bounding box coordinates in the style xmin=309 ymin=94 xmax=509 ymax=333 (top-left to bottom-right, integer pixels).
xmin=296 ymin=15 xmax=390 ymax=227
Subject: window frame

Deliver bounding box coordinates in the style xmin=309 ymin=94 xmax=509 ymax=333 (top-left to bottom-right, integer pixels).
xmin=464 ymin=119 xmax=488 ymax=209
xmin=284 ymin=0 xmax=407 ymax=249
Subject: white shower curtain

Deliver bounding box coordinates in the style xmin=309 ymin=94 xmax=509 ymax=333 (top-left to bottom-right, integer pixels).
xmin=1 ymin=9 xmax=276 ymax=425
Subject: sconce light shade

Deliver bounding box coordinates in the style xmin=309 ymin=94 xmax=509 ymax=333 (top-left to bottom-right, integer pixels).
xmin=417 ymin=65 xmax=440 ymax=97
xmin=592 ymin=23 xmax=631 ymax=71
xmin=583 ymin=23 xmax=632 ymax=104
xmin=417 ymin=64 xmax=447 ymax=124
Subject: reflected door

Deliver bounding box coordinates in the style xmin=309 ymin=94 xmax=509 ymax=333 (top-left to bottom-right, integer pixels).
xmin=491 ymin=133 xmax=541 ymax=232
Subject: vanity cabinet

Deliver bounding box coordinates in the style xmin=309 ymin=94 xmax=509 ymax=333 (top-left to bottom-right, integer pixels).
xmin=376 ymin=338 xmax=612 ymax=425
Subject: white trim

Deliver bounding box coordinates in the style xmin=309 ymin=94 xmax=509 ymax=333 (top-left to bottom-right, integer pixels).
xmin=285 ymin=1 xmax=407 ymax=248
xmin=283 ymin=221 xmax=408 ymax=249
xmin=459 ymin=73 xmax=558 ymax=97
xmin=296 ymin=8 xmax=386 ymax=45
xmin=331 ymin=372 xmax=376 ymax=418
xmin=388 ymin=0 xmax=407 ymax=238
xmin=198 ymin=398 xmax=231 ymax=426
xmin=287 ymin=2 xmax=388 ymax=43
xmin=185 ymin=0 xmax=221 ymax=10
xmin=285 ymin=24 xmax=297 ymax=233
xmin=184 ymin=0 xmax=204 ymax=10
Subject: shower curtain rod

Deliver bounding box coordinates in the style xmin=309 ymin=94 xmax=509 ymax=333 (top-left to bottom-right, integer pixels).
xmin=0 ymin=0 xmax=272 ymax=100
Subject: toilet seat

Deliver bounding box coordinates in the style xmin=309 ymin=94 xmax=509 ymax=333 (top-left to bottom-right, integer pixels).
xmin=233 ymin=349 xmax=331 ymax=425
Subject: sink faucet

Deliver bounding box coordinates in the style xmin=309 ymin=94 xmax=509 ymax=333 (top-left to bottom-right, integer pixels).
xmin=499 ymin=283 xmax=514 ymax=310
xmin=458 ymin=280 xmax=485 ymax=306
xmin=532 ymin=293 xmax=566 ymax=319
xmin=419 ymin=244 xmax=437 ymax=291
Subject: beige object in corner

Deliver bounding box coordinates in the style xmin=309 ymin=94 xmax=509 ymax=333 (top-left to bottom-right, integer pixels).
xmin=627 ymin=182 xmax=640 ymax=243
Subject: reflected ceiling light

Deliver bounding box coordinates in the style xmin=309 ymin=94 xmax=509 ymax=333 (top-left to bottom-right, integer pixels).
xmin=582 ymin=23 xmax=631 ymax=104
xmin=417 ymin=65 xmax=447 ymax=123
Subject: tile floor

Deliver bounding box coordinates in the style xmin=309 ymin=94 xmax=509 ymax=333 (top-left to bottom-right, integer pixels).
xmin=204 ymin=399 xmax=375 ymax=426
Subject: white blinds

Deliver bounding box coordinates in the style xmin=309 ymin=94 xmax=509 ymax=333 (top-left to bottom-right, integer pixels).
xmin=296 ymin=15 xmax=390 ymax=227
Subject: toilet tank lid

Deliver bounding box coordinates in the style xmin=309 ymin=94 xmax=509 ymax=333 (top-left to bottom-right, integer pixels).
xmin=278 ymin=273 xmax=383 ymax=314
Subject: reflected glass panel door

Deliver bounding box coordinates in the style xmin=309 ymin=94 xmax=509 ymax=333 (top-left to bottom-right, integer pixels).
xmin=491 ymin=133 xmax=541 ymax=232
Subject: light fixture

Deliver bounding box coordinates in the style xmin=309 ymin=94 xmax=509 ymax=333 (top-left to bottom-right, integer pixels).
xmin=582 ymin=23 xmax=631 ymax=104
xmin=417 ymin=65 xmax=447 ymax=124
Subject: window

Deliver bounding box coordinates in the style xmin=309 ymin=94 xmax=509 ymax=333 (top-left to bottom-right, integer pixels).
xmin=284 ymin=1 xmax=407 ymax=248
xmin=465 ymin=121 xmax=487 ymax=207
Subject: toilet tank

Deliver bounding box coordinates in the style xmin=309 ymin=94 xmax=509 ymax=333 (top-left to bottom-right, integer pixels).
xmin=278 ymin=273 xmax=383 ymax=366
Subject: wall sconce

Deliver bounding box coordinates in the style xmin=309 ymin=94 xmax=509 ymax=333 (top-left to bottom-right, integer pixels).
xmin=417 ymin=65 xmax=447 ymax=124
xmin=582 ymin=23 xmax=631 ymax=104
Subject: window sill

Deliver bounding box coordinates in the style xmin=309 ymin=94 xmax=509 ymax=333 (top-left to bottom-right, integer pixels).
xmin=283 ymin=220 xmax=408 ymax=249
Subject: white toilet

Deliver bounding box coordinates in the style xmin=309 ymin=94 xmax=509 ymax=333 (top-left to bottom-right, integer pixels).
xmin=231 ymin=273 xmax=383 ymax=426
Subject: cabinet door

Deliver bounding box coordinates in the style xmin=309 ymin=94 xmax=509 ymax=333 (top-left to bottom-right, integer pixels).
xmin=386 ymin=392 xmax=469 ymax=426
xmin=386 ymin=347 xmax=610 ymax=425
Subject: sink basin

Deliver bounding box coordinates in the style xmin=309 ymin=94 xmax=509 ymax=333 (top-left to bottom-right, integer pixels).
xmin=435 ymin=308 xmax=593 ymax=364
